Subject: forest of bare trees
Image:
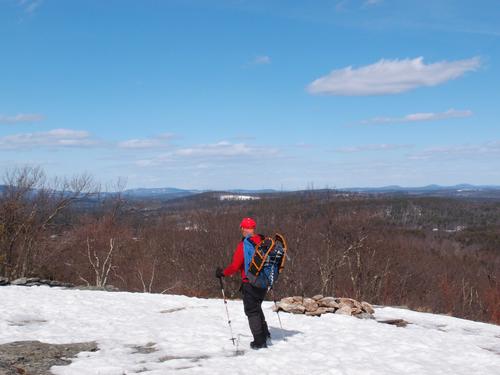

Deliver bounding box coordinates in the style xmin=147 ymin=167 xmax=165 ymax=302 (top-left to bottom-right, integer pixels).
xmin=1 ymin=167 xmax=499 ymax=324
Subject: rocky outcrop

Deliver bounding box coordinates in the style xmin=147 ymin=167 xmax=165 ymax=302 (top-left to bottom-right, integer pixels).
xmin=274 ymin=295 xmax=375 ymax=318
xmin=73 ymin=284 xmax=120 ymax=292
xmin=0 ymin=340 xmax=98 ymax=375
xmin=7 ymin=277 xmax=74 ymax=288
xmin=1 ymin=277 xmax=122 ymax=291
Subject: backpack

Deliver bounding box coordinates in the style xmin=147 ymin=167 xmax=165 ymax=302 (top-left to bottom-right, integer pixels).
xmin=243 ymin=233 xmax=288 ymax=289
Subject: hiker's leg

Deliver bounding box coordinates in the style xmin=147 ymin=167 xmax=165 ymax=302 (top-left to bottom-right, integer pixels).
xmin=261 ymin=310 xmax=270 ymax=338
xmin=242 ymin=284 xmax=265 ymax=343
xmin=256 ymin=289 xmax=269 ymax=337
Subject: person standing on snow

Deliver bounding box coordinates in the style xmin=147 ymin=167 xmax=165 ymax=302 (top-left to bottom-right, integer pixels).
xmin=215 ymin=217 xmax=270 ymax=349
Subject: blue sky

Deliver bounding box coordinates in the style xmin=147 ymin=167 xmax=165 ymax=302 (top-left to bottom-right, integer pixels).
xmin=1 ymin=0 xmax=499 ymax=190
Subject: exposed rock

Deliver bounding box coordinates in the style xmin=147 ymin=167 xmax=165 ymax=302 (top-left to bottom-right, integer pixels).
xmin=355 ymin=312 xmax=375 ymax=320
xmin=378 ymin=319 xmax=409 ymax=327
xmin=73 ymin=285 xmax=119 ymax=292
xmin=130 ymin=342 xmax=157 ymax=354
xmin=361 ymin=301 xmax=375 ymax=314
xmin=274 ymin=302 xmax=307 ymax=314
xmin=48 ymin=280 xmax=74 ymax=287
xmin=7 ymin=318 xmax=47 ymax=327
xmin=303 ymin=298 xmax=319 ymax=312
xmin=2 ymin=277 xmax=74 ymax=288
xmin=306 ymin=307 xmax=328 ymax=317
xmin=336 ymin=297 xmax=354 ymax=306
xmin=280 ymin=297 xmax=296 ymax=305
xmin=291 ymin=296 xmax=303 ymax=304
xmin=160 ymin=307 xmax=186 ymax=314
xmin=337 ymin=298 xmax=362 ymax=314
xmin=318 ymin=297 xmax=340 ymax=309
xmin=0 ymin=340 xmax=98 ymax=375
xmin=312 ymin=294 xmax=324 ymax=301
xmin=335 ymin=305 xmax=352 ymax=315
xmin=11 ymin=277 xmax=27 ymax=285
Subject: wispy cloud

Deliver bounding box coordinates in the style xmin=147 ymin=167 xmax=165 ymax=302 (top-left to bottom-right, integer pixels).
xmin=174 ymin=141 xmax=276 ymax=158
xmin=360 ymin=109 xmax=473 ymax=125
xmin=134 ymin=141 xmax=280 ymax=167
xmin=118 ymin=133 xmax=174 ymax=149
xmin=0 ymin=129 xmax=99 ymax=150
xmin=251 ymin=55 xmax=271 ymax=65
xmin=334 ymin=143 xmax=412 ymax=153
xmin=0 ymin=113 xmax=44 ymax=124
xmin=335 ymin=0 xmax=349 ymax=12
xmin=408 ymin=141 xmax=500 ymax=161
xmin=363 ymin=0 xmax=383 ymax=7
xmin=307 ymin=56 xmax=480 ymax=96
xmin=18 ymin=0 xmax=43 ymax=14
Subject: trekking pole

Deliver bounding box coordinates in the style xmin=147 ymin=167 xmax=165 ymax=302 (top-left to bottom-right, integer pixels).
xmin=269 ymin=288 xmax=284 ymax=332
xmin=219 ymin=277 xmax=236 ymax=346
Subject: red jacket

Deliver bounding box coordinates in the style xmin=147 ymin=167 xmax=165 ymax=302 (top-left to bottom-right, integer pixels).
xmin=223 ymin=235 xmax=263 ymax=282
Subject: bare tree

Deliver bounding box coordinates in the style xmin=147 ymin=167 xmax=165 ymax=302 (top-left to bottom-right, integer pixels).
xmin=0 ymin=166 xmax=95 ymax=278
xmin=78 ymin=237 xmax=117 ymax=287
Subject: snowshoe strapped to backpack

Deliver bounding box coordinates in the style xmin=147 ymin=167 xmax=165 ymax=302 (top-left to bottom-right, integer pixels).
xmin=243 ymin=233 xmax=288 ymax=289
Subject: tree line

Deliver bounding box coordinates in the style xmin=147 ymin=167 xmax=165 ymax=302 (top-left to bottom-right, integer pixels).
xmin=1 ymin=167 xmax=498 ymax=324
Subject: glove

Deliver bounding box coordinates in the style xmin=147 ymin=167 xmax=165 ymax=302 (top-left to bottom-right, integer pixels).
xmin=215 ymin=266 xmax=224 ymax=279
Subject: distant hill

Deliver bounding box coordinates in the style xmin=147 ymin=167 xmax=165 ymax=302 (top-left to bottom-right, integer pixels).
xmin=2 ymin=184 xmax=500 ymax=200
xmin=337 ymin=184 xmax=500 ymax=198
xmin=339 ymin=184 xmax=500 ymax=193
xmin=122 ymin=187 xmax=201 ymax=200
xmin=120 ymin=187 xmax=277 ymax=200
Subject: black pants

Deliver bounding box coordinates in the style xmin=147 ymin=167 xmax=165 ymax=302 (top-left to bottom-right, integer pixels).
xmin=241 ymin=283 xmax=269 ymax=343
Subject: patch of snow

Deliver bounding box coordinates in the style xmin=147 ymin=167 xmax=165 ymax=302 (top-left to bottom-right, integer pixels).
xmin=0 ymin=286 xmax=499 ymax=374
xmin=219 ymin=195 xmax=260 ymax=201
xmin=432 ymin=226 xmax=465 ymax=233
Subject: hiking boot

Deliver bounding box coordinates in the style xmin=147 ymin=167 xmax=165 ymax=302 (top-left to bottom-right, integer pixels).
xmin=263 ymin=329 xmax=272 ymax=344
xmin=250 ymin=340 xmax=268 ymax=350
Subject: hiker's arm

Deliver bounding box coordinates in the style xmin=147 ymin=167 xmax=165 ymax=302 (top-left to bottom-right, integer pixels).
xmin=223 ymin=243 xmax=243 ymax=277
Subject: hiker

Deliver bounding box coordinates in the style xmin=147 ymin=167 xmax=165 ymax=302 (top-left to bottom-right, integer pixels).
xmin=215 ymin=217 xmax=270 ymax=349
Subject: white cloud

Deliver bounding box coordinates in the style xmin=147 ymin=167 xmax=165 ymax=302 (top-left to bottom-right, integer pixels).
xmin=408 ymin=141 xmax=500 ymax=161
xmin=334 ymin=143 xmax=412 ymax=153
xmin=360 ymin=109 xmax=473 ymax=125
xmin=307 ymin=56 xmax=480 ymax=96
xmin=252 ymin=55 xmax=271 ymax=65
xmin=0 ymin=113 xmax=44 ymax=124
xmin=118 ymin=133 xmax=174 ymax=149
xmin=0 ymin=128 xmax=98 ymax=150
xmin=175 ymin=141 xmax=276 ymax=158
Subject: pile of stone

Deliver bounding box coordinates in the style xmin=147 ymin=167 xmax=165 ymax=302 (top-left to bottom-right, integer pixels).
xmin=0 ymin=277 xmax=74 ymax=288
xmin=273 ymin=295 xmax=375 ymax=318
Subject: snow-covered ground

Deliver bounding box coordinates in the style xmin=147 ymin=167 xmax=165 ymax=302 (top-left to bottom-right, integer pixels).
xmin=1 ymin=286 xmax=499 ymax=374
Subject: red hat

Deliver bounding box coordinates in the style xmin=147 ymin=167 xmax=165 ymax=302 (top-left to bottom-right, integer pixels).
xmin=240 ymin=217 xmax=256 ymax=229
